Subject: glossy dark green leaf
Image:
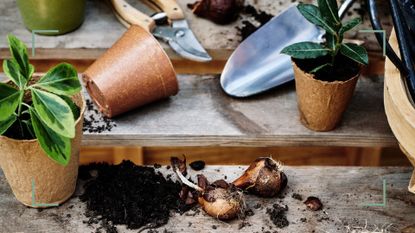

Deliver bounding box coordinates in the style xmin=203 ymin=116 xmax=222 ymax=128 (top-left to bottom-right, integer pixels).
xmin=339 ymin=18 xmax=362 ymax=35
xmin=297 ymin=3 xmax=336 ymax=35
xmin=325 ymin=33 xmax=337 ymax=51
xmin=7 ymin=34 xmax=30 ymax=80
xmin=60 ymin=95 xmax=80 ymax=120
xmin=340 ymin=43 xmax=369 ymax=65
xmin=3 ymin=59 xmax=25 ymax=88
xmin=281 ymin=42 xmax=331 ymax=59
xmin=0 ymin=115 xmax=16 ymax=135
xmin=30 ymin=108 xmax=71 ymax=166
xmin=31 ymin=88 xmax=75 ymax=138
xmin=0 ymin=84 xmax=21 ymax=121
xmin=34 ymin=63 xmax=81 ymax=96
xmin=318 ymin=0 xmax=340 ymax=27
xmin=22 ymin=119 xmax=35 ymax=138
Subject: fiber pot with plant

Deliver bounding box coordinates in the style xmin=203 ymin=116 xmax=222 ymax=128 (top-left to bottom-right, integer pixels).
xmin=0 ymin=35 xmax=84 ymax=206
xmin=281 ymin=0 xmax=369 ymax=131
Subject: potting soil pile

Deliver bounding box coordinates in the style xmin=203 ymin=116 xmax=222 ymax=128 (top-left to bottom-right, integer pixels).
xmin=79 ymin=161 xmax=187 ymax=232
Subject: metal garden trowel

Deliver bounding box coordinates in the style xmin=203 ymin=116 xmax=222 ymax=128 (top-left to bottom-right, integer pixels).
xmin=220 ymin=0 xmax=355 ymax=97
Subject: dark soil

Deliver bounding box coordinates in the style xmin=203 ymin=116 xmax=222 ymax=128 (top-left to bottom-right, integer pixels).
xmin=293 ymin=54 xmax=360 ymax=82
xmin=2 ymin=104 xmax=35 ymax=140
xmin=189 ymin=160 xmax=206 ymax=171
xmin=237 ymin=5 xmax=274 ymax=41
xmin=79 ymin=161 xmax=188 ymax=231
xmin=292 ymin=193 xmax=303 ymax=201
xmin=83 ymin=99 xmax=117 ymax=133
xmin=266 ymin=204 xmax=289 ymax=228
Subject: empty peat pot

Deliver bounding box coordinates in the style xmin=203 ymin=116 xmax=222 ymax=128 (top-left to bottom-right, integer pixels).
xmin=84 ymin=25 xmax=178 ymax=118
xmin=293 ymin=60 xmax=360 ymax=132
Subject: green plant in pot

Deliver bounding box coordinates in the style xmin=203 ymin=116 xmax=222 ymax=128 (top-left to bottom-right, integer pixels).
xmin=0 ymin=35 xmax=85 ymax=207
xmin=281 ymin=0 xmax=369 ymax=131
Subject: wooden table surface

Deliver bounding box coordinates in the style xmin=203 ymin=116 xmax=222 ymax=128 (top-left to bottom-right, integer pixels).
xmin=1 ymin=166 xmax=414 ymax=233
xmin=0 ymin=0 xmax=396 ymax=148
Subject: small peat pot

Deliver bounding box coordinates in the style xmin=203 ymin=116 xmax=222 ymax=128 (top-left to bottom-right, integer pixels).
xmin=293 ymin=60 xmax=359 ymax=131
xmin=17 ymin=0 xmax=86 ymax=35
xmin=0 ymin=93 xmax=85 ymax=207
xmin=84 ymin=25 xmax=178 ymax=118
xmin=384 ymin=29 xmax=415 ymax=194
xmin=280 ymin=0 xmax=368 ymax=132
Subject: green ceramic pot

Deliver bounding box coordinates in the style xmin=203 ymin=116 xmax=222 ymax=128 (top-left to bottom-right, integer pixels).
xmin=17 ymin=0 xmax=86 ymax=35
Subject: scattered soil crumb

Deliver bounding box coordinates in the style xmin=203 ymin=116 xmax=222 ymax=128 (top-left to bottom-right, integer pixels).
xmin=79 ymin=161 xmax=188 ymax=232
xmin=292 ymin=193 xmax=303 ymax=201
xmin=266 ymin=204 xmax=289 ymax=228
xmin=237 ymin=5 xmax=274 ymax=41
xmin=83 ymin=99 xmax=117 ymax=133
xmin=238 ymin=220 xmax=252 ymax=229
xmin=154 ymin=163 xmax=162 ymax=169
xmin=254 ymin=203 xmax=262 ymax=209
xmin=212 ymin=225 xmax=217 ymax=229
xmin=189 ymin=160 xmax=205 ymax=171
xmin=300 ymin=217 xmax=307 ymax=223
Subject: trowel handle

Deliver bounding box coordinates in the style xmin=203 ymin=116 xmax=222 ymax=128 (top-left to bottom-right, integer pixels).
xmin=338 ymin=0 xmax=355 ymax=19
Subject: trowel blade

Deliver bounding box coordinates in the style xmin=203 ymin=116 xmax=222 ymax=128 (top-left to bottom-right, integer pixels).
xmin=220 ymin=5 xmax=323 ymax=97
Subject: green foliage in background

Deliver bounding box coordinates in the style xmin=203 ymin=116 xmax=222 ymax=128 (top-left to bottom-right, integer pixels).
xmin=281 ymin=0 xmax=369 ymax=73
xmin=0 ymin=35 xmax=81 ymax=166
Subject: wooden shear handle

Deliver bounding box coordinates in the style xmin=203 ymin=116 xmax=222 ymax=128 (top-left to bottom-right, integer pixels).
xmin=111 ymin=0 xmax=156 ymax=31
xmin=151 ymin=0 xmax=184 ymax=20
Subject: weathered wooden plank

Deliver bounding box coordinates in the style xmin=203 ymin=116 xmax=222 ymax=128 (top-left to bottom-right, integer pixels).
xmin=1 ymin=166 xmax=414 ymax=233
xmin=80 ymin=74 xmax=395 ymax=147
xmin=0 ymin=0 xmax=391 ymax=59
xmin=0 ymin=72 xmax=394 ymax=147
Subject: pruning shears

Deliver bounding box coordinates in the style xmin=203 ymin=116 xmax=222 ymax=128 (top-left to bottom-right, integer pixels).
xmin=111 ymin=0 xmax=212 ymax=62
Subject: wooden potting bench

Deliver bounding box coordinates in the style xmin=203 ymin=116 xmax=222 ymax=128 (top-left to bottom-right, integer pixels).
xmin=0 ymin=0 xmax=414 ymax=232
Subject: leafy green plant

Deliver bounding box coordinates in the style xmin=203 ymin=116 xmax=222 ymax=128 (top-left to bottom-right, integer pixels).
xmin=281 ymin=0 xmax=369 ymax=73
xmin=0 ymin=34 xmax=81 ymax=166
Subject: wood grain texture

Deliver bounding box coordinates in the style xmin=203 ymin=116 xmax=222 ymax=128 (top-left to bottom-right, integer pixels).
xmin=80 ymin=74 xmax=395 ymax=147
xmin=1 ymin=166 xmax=414 ymax=233
xmin=0 ymin=0 xmax=392 ymax=74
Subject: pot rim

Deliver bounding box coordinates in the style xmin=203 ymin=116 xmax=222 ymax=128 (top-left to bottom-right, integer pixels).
xmin=0 ymin=85 xmax=86 ymax=144
xmin=292 ymin=59 xmax=361 ymax=85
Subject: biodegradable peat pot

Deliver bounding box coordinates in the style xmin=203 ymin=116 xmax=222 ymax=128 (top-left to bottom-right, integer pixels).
xmin=0 ymin=93 xmax=85 ymax=207
xmin=84 ymin=25 xmax=178 ymax=118
xmin=293 ymin=60 xmax=360 ymax=131
xmin=17 ymin=0 xmax=86 ymax=35
xmin=384 ymin=29 xmax=415 ymax=194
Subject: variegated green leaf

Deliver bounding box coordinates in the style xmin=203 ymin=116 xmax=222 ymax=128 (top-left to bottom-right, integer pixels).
xmin=31 ymin=88 xmax=75 ymax=138
xmin=297 ymin=3 xmax=336 ymax=35
xmin=339 ymin=18 xmax=362 ymax=35
xmin=3 ymin=59 xmax=26 ymax=88
xmin=281 ymin=42 xmax=331 ymax=59
xmin=0 ymin=115 xmax=16 ymax=135
xmin=318 ymin=0 xmax=340 ymax=26
xmin=0 ymin=83 xmax=21 ymax=121
xmin=33 ymin=63 xmax=81 ymax=96
xmin=7 ymin=34 xmax=30 ymax=80
xmin=340 ymin=43 xmax=369 ymax=65
xmin=60 ymin=95 xmax=80 ymax=120
xmin=30 ymin=108 xmax=71 ymax=166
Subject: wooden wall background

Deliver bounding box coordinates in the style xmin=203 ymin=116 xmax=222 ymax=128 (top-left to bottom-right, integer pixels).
xmin=79 ymin=146 xmax=411 ymax=166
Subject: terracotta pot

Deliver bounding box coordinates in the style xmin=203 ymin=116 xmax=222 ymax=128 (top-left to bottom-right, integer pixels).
xmin=84 ymin=25 xmax=178 ymax=118
xmin=0 ymin=93 xmax=85 ymax=207
xmin=293 ymin=60 xmax=360 ymax=131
